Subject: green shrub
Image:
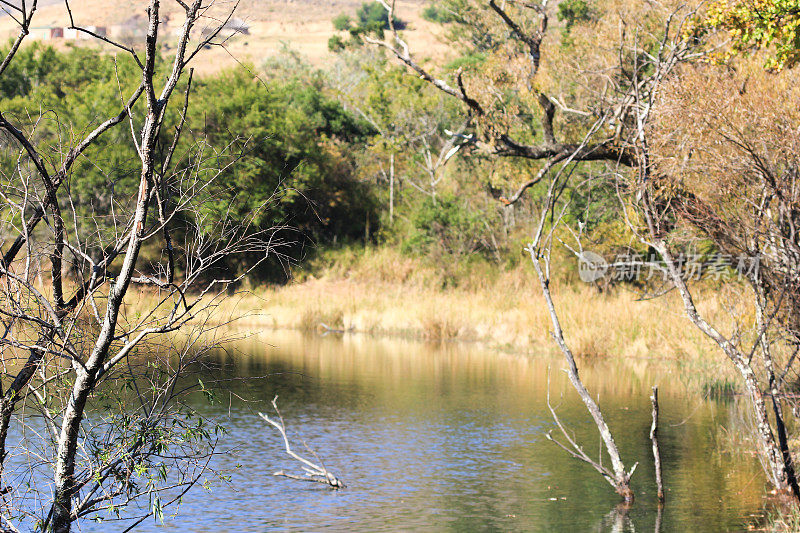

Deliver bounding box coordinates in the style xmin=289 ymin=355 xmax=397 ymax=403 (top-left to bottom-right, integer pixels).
xmin=332 ymin=13 xmax=352 ymax=31
xmin=422 ymin=5 xmax=454 ymax=24
xmin=328 ymin=35 xmax=346 ymax=52
xmin=328 ymin=3 xmax=405 ymax=49
xmin=356 ymin=2 xmax=391 ymax=30
xmin=557 ymin=0 xmax=592 ymax=31
xmin=402 ymin=195 xmax=490 ymax=259
xmin=445 ymin=52 xmax=487 ymax=71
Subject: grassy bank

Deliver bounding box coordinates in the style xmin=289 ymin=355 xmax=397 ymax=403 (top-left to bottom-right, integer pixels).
xmin=208 ymin=247 xmax=740 ymax=368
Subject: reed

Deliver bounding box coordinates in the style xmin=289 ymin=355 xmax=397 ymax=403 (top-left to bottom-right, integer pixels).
xmin=196 ymin=247 xmax=740 ymax=366
xmin=765 ymin=506 xmax=800 ymax=533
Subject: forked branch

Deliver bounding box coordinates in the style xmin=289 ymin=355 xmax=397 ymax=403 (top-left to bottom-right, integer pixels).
xmin=259 ymin=396 xmax=344 ymax=489
xmin=545 ymin=369 xmax=622 ymax=489
xmin=366 ymin=0 xmax=483 ymax=115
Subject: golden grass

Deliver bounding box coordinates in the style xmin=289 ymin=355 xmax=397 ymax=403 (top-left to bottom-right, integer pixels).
xmin=203 ymin=247 xmax=741 ymax=368
xmin=230 ymin=278 xmax=727 ymax=359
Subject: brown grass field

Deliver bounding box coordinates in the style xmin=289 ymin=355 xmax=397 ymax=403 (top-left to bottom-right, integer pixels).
xmin=115 ymin=246 xmax=748 ymax=394
xmin=120 ymin=247 xmax=743 ymax=369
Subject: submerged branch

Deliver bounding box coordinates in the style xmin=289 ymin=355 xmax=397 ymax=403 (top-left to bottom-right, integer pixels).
xmin=650 ymin=386 xmax=665 ymax=504
xmin=259 ymin=396 xmax=344 ymax=489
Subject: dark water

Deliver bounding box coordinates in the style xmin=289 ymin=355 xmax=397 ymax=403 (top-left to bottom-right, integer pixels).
xmin=107 ymin=331 xmax=766 ymax=531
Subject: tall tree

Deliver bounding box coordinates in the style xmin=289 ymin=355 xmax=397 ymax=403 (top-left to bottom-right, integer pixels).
xmin=367 ymin=0 xmax=703 ymax=500
xmin=0 ymin=1 xmax=283 ymax=530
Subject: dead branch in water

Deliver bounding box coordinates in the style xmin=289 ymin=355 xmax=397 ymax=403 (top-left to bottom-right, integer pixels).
xmin=544 ymin=369 xmax=637 ymax=494
xmin=259 ymin=396 xmax=345 ymax=488
xmin=650 ymin=386 xmax=665 ymax=504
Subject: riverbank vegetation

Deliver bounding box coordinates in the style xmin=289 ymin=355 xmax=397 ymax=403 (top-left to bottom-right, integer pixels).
xmin=226 ymin=246 xmax=733 ymax=358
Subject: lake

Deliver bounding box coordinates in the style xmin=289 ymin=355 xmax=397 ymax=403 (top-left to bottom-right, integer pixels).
xmin=100 ymin=330 xmax=767 ymax=531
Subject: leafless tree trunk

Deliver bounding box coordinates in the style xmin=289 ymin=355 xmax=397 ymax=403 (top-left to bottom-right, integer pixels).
xmin=0 ymin=1 xmax=288 ymax=530
xmin=650 ymin=387 xmax=664 ymax=504
xmin=529 ymin=157 xmax=636 ymax=501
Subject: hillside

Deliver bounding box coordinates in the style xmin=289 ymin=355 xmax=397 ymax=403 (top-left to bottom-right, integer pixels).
xmin=1 ymin=0 xmax=447 ymax=74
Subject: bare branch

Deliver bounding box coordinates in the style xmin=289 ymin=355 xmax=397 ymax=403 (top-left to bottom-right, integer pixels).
xmin=259 ymin=397 xmax=344 ymax=488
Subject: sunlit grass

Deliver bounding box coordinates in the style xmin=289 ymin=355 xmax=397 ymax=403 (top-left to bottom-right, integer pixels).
xmin=202 ymin=247 xmax=741 ymax=366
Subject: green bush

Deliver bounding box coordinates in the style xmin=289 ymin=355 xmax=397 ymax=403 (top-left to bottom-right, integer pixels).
xmin=402 ymin=195 xmax=489 ymax=259
xmin=557 ymin=0 xmax=592 ymax=31
xmin=445 ymin=52 xmax=487 ymax=71
xmin=328 ymin=3 xmax=405 ymax=49
xmin=328 ymin=35 xmax=346 ymax=52
xmin=332 ymin=13 xmax=352 ymax=31
xmin=190 ymin=68 xmax=377 ymax=243
xmin=422 ymin=5 xmax=454 ymax=24
xmin=356 ymin=2 xmax=391 ymax=30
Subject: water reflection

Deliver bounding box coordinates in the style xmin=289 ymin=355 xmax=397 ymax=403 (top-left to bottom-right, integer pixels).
xmin=98 ymin=331 xmax=766 ymax=532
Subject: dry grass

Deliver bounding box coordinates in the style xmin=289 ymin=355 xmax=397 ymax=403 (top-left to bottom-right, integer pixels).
xmin=15 ymin=244 xmax=741 ymax=371
xmin=233 ymin=278 xmax=729 ymax=360
xmin=200 ymin=247 xmax=740 ymax=366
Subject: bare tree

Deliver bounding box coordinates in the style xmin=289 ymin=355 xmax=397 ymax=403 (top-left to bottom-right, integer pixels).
xmin=625 ymin=61 xmax=800 ymax=499
xmin=0 ymin=1 xmax=289 ymax=530
xmin=528 ymin=145 xmax=637 ymax=501
xmin=410 ymin=119 xmax=470 ymax=204
xmin=650 ymin=387 xmax=664 ymax=505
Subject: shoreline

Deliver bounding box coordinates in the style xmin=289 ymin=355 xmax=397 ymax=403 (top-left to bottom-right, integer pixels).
xmin=124 ymin=246 xmax=743 ymax=393
xmin=200 ymin=275 xmax=736 ymax=369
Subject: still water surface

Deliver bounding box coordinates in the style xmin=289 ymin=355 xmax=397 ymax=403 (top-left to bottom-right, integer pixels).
xmin=131 ymin=331 xmax=765 ymax=532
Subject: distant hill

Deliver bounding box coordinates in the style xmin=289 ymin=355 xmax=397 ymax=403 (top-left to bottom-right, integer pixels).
xmin=1 ymin=0 xmax=448 ymax=74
